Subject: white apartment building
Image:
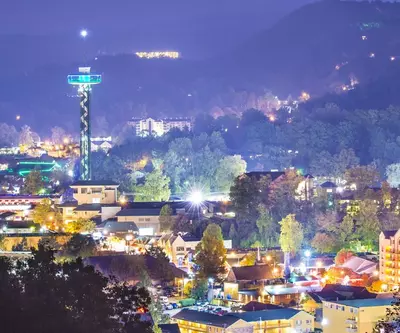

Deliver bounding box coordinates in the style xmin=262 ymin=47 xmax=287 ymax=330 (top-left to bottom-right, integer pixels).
xmin=128 ymin=117 xmax=192 ymax=137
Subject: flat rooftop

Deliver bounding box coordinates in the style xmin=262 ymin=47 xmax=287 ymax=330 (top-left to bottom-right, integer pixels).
xmin=325 ymin=298 xmax=395 ymax=308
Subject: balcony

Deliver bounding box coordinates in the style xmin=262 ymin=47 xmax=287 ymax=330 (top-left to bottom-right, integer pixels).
xmin=346 ymin=318 xmax=357 ymax=325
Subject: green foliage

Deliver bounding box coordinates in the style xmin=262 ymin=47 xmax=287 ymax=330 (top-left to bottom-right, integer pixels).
xmin=386 ymin=163 xmax=400 ymax=188
xmin=145 ymin=246 xmax=174 ymax=281
xmin=268 ymin=170 xmax=303 ymax=221
xmin=58 ymin=234 xmax=97 ymax=260
xmin=164 ymin=132 xmax=227 ymax=193
xmin=149 ymin=297 xmax=170 ymax=332
xmin=335 ymin=249 xmax=354 ymax=266
xmin=311 ymin=233 xmax=336 ymax=253
xmin=239 ymin=252 xmax=257 ymax=266
xmin=312 ymin=212 xmax=355 ymax=252
xmin=0 ymin=245 xmax=152 ymax=333
xmin=159 ymin=204 xmax=174 ymax=232
xmin=374 ymin=296 xmax=400 ymax=332
xmin=172 ymin=214 xmax=193 ymax=234
xmin=109 ymin=255 xmax=146 ymax=282
xmin=38 ymin=236 xmax=62 ymax=251
xmin=194 ymin=224 xmax=227 ymax=280
xmin=32 ymin=199 xmax=63 ymax=231
xmin=214 ymin=155 xmax=247 ymax=192
xmin=0 ymin=122 xmax=18 ymax=147
xmin=183 ymin=280 xmax=193 ymax=296
xmin=134 ymin=168 xmax=171 ymax=202
xmin=12 ymin=237 xmax=29 ymax=252
xmin=23 ymin=169 xmax=44 ymax=195
xmin=91 ymin=151 xmax=131 ymax=191
xmin=191 ymin=279 xmax=209 ymax=300
xmin=256 ymin=204 xmax=279 ymax=247
xmin=279 ymin=214 xmax=304 ymax=254
xmin=65 ymin=218 xmax=96 ymax=234
xmin=344 ymin=165 xmax=380 ymax=194
xmin=230 ymin=174 xmax=270 ymax=221
xmin=0 ymin=235 xmax=7 ymax=250
xmin=354 ymin=199 xmax=380 ymax=251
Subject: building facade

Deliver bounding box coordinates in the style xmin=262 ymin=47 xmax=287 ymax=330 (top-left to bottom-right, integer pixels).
xmin=173 ymin=308 xmax=314 ymax=333
xmin=322 ymin=298 xmax=394 ymax=333
xmin=70 ymin=180 xmax=119 ymax=205
xmin=128 ymin=117 xmax=192 ymax=137
xmin=379 ymin=230 xmax=400 ymax=289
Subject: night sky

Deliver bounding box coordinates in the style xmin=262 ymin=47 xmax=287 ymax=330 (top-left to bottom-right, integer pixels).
xmin=1 ymin=0 xmax=314 ymax=58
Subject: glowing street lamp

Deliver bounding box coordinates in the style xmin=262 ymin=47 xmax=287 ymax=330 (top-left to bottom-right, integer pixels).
xmin=189 ymin=190 xmax=204 ymax=205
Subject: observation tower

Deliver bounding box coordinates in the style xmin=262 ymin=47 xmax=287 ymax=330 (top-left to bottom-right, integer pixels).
xmin=67 ymin=67 xmax=102 ymax=180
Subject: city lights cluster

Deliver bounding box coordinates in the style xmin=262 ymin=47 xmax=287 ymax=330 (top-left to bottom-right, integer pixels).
xmin=135 ymin=51 xmax=180 ymax=59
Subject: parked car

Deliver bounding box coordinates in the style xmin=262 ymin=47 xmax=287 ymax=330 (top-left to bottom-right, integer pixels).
xmin=171 ymin=303 xmax=178 ymax=309
xmin=165 ymin=304 xmax=173 ymax=310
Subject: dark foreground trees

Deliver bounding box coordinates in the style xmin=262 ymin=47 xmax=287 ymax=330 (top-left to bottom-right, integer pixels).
xmin=0 ymin=245 xmax=152 ymax=333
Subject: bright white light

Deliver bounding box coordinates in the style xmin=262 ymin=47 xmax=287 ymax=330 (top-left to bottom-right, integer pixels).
xmin=208 ymin=278 xmax=214 ymax=284
xmin=92 ymin=231 xmax=102 ymax=240
xmin=304 ymin=250 xmax=312 ymax=258
xmin=125 ymin=234 xmax=133 ymax=241
xmin=189 ymin=190 xmax=203 ymax=205
xmin=80 ymin=29 xmax=88 ymax=38
xmin=67 ymin=170 xmax=74 ymax=177
xmin=321 ymin=318 xmax=328 ymax=326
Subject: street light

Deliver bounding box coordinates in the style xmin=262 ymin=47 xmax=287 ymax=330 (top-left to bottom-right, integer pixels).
xmin=189 ymin=190 xmax=203 ymax=205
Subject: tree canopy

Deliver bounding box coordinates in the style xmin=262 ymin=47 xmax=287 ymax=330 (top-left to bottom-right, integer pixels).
xmin=0 ymin=245 xmax=152 ymax=333
xmin=279 ymin=214 xmax=304 ymax=254
xmin=194 ymin=223 xmax=227 ymax=280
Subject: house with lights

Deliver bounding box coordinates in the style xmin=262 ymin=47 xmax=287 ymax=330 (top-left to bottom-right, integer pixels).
xmin=173 ymin=308 xmax=314 ymax=333
xmin=159 ymin=233 xmax=232 ymax=267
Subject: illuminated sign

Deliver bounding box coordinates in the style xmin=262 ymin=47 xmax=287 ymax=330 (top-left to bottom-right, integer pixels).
xmin=67 ymin=74 xmax=102 ymax=85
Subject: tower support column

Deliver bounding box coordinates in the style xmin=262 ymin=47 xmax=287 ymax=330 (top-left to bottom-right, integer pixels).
xmin=79 ymin=84 xmax=91 ymax=180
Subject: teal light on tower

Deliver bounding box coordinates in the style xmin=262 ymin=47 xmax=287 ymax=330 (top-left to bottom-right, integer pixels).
xmin=67 ymin=67 xmax=102 ymax=180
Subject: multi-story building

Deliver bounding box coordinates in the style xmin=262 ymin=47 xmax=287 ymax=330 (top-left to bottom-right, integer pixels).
xmin=128 ymin=117 xmax=192 ymax=137
xmin=322 ymin=298 xmax=394 ymax=333
xmin=173 ymin=308 xmax=314 ymax=333
xmin=58 ymin=181 xmax=120 ymax=223
xmin=70 ymin=180 xmax=119 ymax=205
xmin=379 ymin=230 xmax=400 ymax=289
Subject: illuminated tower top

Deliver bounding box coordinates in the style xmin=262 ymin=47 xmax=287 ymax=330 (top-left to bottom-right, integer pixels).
xmin=67 ymin=67 xmax=102 ymax=86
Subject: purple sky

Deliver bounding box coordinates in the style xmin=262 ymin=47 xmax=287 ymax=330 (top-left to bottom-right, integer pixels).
xmin=1 ymin=0 xmax=314 ymax=35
